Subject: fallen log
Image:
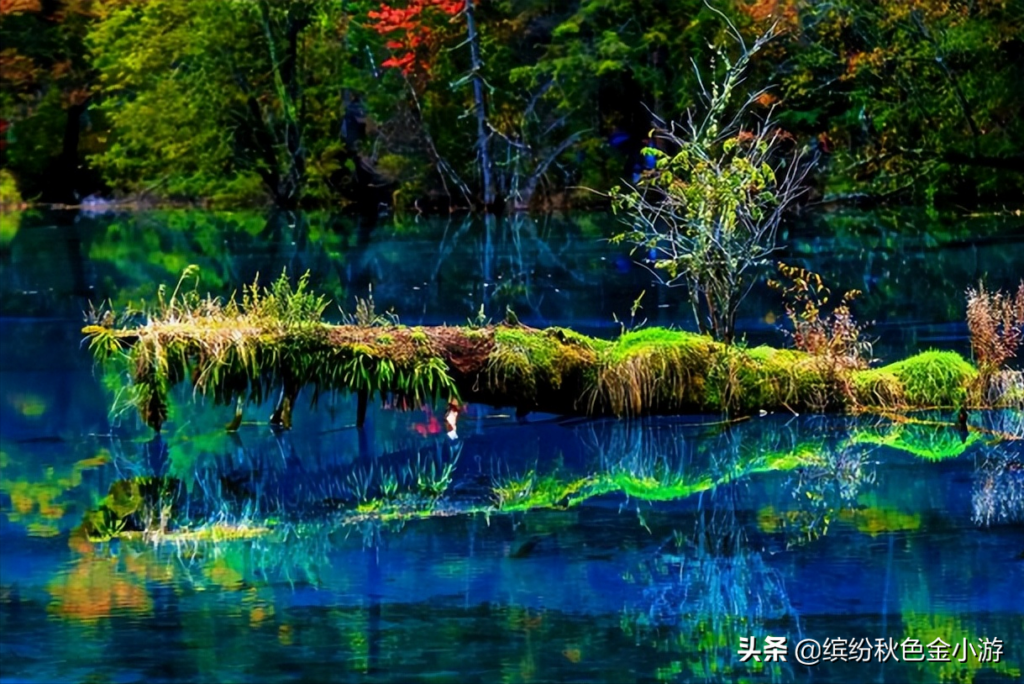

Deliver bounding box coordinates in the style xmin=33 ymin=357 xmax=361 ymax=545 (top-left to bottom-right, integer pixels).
xmin=82 ymin=317 xmax=995 ymax=433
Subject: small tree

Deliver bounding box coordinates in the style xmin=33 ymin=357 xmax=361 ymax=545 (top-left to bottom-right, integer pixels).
xmin=609 ymin=19 xmax=814 ymax=343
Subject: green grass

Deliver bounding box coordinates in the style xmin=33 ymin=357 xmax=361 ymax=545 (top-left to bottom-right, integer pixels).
xmin=867 ymin=350 xmax=978 ymax=407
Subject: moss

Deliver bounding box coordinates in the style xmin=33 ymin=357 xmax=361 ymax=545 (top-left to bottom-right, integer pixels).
xmin=84 ymin=275 xmax=989 ymax=425
xmin=852 ymin=368 xmax=906 ymax=407
xmin=594 ymin=328 xmax=716 ymax=415
xmin=605 ymin=328 xmax=709 ymax=362
xmin=866 ymin=351 xmax=977 ymax=407
xmin=547 ymin=326 xmax=611 ymax=352
xmin=488 ymin=327 xmax=596 ymax=408
xmin=729 ymin=347 xmax=835 ymax=412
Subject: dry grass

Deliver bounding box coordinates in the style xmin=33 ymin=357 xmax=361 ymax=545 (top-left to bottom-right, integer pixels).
xmin=966 ymin=280 xmax=1024 ymax=404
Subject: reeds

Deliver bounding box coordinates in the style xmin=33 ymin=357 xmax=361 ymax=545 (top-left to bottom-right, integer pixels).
xmin=967 ymin=280 xmax=1024 ymax=371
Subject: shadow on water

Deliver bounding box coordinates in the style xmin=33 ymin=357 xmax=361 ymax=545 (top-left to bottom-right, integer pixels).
xmin=1 ymin=207 xmax=1023 ymax=682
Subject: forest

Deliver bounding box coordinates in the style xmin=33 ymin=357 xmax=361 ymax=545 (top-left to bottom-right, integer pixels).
xmin=1 ymin=0 xmax=1023 ymax=212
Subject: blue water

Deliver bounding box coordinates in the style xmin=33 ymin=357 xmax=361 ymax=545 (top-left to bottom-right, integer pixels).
xmin=1 ymin=209 xmax=1023 ymax=683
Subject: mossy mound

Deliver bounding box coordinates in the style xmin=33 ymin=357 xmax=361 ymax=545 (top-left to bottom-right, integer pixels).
xmin=855 ymin=351 xmax=978 ymax=408
xmin=590 ymin=329 xmax=715 ymax=415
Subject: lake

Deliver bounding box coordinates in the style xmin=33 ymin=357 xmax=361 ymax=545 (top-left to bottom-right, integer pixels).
xmin=0 ymin=208 xmax=1022 ymax=683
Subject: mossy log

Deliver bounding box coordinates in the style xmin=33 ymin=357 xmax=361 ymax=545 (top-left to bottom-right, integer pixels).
xmin=83 ymin=321 xmax=991 ymax=432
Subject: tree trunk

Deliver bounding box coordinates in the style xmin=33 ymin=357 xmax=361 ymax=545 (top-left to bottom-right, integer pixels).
xmin=87 ymin=322 xmax=994 ymax=431
xmin=464 ymin=0 xmax=495 ymax=209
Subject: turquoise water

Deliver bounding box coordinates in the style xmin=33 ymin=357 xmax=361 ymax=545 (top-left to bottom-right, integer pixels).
xmin=1 ymin=209 xmax=1022 ymax=683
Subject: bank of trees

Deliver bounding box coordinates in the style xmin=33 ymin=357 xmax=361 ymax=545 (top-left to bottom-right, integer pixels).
xmin=1 ymin=0 xmax=1021 ymax=210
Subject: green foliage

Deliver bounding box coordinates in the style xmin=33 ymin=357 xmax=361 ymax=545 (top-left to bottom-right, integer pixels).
xmin=4 ymin=0 xmax=1021 ymax=208
xmin=609 ymin=26 xmax=811 ymax=343
xmin=768 ymin=0 xmax=1024 ymax=204
xmin=0 ymin=168 xmax=22 ymax=206
xmin=86 ymin=0 xmax=375 ymax=206
xmin=0 ymin=0 xmax=97 ymax=200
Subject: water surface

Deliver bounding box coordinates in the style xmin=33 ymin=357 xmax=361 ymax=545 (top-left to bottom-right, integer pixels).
xmin=1 ymin=209 xmax=1022 ymax=683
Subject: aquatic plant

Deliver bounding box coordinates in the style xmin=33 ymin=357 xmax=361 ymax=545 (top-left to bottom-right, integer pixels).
xmin=405 ymin=443 xmax=461 ymax=500
xmin=612 ymin=290 xmax=648 ymax=336
xmin=339 ymin=285 xmax=400 ymax=327
xmin=972 ymin=438 xmax=1023 ymax=527
xmin=781 ymin=443 xmax=878 ymax=546
xmin=967 ymin=280 xmax=1024 ymax=405
xmin=79 ymin=476 xmax=185 ymax=541
xmin=490 ymin=468 xmax=599 ymax=512
xmin=966 ymin=280 xmax=1024 ymax=372
xmin=629 ymin=482 xmax=798 ymax=681
xmin=346 ymin=464 xmax=375 ymax=505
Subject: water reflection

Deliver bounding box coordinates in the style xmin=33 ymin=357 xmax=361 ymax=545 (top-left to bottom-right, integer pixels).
xmin=3 ymin=407 xmax=1023 ymax=681
xmin=3 ymin=207 xmax=1024 ymax=682
xmin=2 ymin=208 xmax=1022 ymax=358
xmin=972 ymin=411 xmax=1024 ymax=528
